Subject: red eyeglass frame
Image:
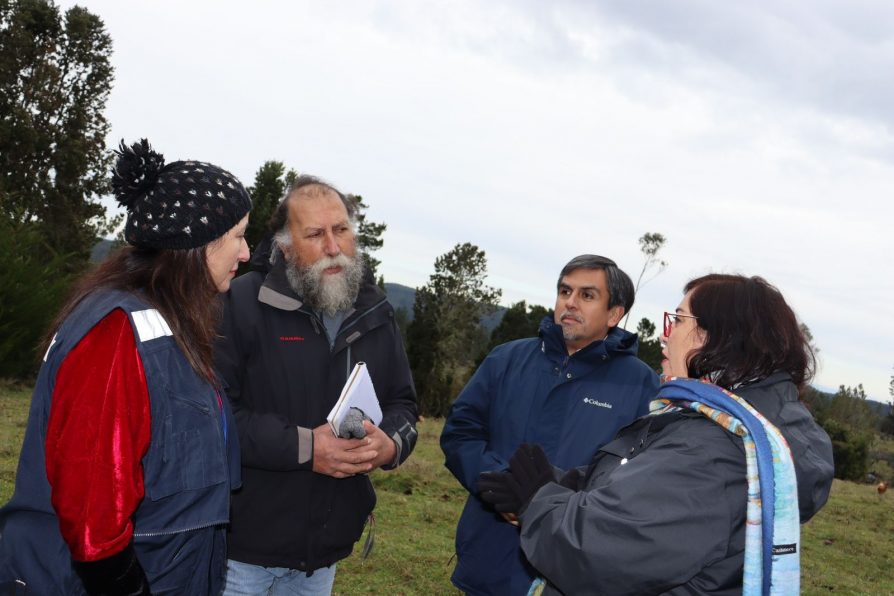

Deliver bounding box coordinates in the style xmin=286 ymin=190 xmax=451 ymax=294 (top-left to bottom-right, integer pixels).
xmin=663 ymin=311 xmax=697 ymax=337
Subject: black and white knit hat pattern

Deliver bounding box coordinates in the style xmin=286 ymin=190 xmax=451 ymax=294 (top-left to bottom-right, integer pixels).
xmin=112 ymin=139 xmax=251 ymax=250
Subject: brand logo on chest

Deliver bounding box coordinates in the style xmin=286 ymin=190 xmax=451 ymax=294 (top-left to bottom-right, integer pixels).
xmin=279 ymin=336 xmax=305 ymax=342
xmin=583 ymin=397 xmax=612 ymax=409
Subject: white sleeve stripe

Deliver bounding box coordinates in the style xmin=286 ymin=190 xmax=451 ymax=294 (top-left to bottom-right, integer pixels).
xmin=132 ymin=309 xmax=173 ymax=342
xmin=43 ymin=333 xmax=57 ymax=362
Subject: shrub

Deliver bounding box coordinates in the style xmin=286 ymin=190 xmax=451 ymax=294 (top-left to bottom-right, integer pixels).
xmin=0 ymin=219 xmax=74 ymax=379
xmin=822 ymin=418 xmax=871 ymax=482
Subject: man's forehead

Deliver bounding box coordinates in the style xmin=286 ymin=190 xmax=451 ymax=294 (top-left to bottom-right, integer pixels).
xmin=560 ymin=268 xmax=607 ymax=289
xmin=289 ymin=190 xmax=348 ymax=224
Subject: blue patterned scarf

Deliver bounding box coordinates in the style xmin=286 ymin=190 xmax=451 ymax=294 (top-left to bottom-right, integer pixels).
xmin=653 ymin=378 xmax=800 ymax=595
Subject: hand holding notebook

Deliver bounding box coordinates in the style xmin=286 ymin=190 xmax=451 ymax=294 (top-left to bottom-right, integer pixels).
xmin=327 ymin=362 xmax=383 ymax=437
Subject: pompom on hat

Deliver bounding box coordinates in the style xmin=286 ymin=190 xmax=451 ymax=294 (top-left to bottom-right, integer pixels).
xmin=112 ymin=139 xmax=251 ymax=250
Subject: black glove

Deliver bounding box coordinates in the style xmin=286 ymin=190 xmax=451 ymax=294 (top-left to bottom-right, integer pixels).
xmin=73 ymin=542 xmax=151 ymax=596
xmin=558 ymin=466 xmax=583 ymax=490
xmin=477 ymin=470 xmax=522 ymax=513
xmin=478 ymin=443 xmax=555 ymax=515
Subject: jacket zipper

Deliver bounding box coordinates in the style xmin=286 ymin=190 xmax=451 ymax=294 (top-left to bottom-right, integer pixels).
xmin=133 ymin=519 xmax=227 ymax=537
xmin=337 ymin=297 xmax=389 ymax=339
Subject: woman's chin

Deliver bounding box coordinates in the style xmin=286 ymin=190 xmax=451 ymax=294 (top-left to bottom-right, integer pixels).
xmin=661 ymin=359 xmax=672 ymax=377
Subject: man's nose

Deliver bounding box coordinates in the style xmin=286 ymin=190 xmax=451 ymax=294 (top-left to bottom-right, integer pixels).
xmin=564 ymin=291 xmax=579 ymax=309
xmin=323 ymin=231 xmax=340 ymax=256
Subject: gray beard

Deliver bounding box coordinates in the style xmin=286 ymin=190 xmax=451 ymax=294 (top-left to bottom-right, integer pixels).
xmin=285 ymin=252 xmax=364 ymax=316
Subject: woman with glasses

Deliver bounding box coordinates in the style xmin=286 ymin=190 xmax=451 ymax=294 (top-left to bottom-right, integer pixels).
xmin=478 ymin=274 xmax=834 ymax=595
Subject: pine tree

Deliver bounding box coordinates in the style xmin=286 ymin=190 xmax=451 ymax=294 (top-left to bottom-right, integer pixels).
xmin=245 ymin=161 xmax=294 ymax=252
xmin=635 ymin=317 xmax=663 ymax=373
xmin=350 ymin=194 xmax=386 ymax=279
xmin=1 ymin=0 xmax=118 ymax=269
xmin=407 ymin=243 xmax=501 ymax=416
xmin=475 ymin=300 xmax=552 ymax=366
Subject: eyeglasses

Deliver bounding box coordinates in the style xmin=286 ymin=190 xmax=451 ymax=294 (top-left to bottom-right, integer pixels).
xmin=663 ymin=311 xmax=698 ymax=337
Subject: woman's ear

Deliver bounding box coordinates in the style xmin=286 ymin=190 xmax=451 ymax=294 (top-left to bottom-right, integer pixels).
xmin=694 ymin=326 xmax=708 ymax=349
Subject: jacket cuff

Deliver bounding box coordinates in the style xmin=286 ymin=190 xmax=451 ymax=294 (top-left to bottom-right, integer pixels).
xmin=72 ymin=542 xmax=150 ymax=595
xmin=297 ymin=426 xmax=313 ymax=466
xmin=381 ymin=434 xmax=402 ymax=470
xmin=380 ymin=418 xmax=418 ymax=469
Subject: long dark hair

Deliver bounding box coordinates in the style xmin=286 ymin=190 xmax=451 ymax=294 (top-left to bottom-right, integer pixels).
xmin=684 ymin=274 xmax=815 ymax=389
xmin=45 ymin=245 xmax=221 ymax=385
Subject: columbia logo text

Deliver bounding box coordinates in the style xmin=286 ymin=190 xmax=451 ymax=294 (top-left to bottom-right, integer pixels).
xmin=280 ymin=336 xmax=305 ymax=342
xmin=772 ymin=544 xmax=797 ymax=556
xmin=583 ymin=397 xmax=612 ymax=409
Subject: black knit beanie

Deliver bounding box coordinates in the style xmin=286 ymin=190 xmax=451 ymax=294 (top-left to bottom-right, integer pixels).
xmin=111 ymin=139 xmax=252 ymax=250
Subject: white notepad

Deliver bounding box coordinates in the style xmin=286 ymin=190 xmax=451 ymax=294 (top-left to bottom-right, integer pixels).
xmin=327 ymin=362 xmax=383 ymax=437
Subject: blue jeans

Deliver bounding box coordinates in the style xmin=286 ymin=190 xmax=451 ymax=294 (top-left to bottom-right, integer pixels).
xmin=223 ymin=559 xmax=337 ymax=596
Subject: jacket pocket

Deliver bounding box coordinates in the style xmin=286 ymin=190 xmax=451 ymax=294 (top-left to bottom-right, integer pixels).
xmin=144 ymin=387 xmax=227 ymax=501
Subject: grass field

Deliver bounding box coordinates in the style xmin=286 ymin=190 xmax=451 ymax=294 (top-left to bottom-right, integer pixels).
xmin=2 ymin=383 xmax=892 ymax=594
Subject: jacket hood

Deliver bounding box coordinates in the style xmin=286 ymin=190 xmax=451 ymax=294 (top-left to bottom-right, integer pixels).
xmin=538 ymin=315 xmax=640 ymax=362
xmin=250 ymin=235 xmax=275 ymax=273
xmin=737 ymin=372 xmax=834 ymax=522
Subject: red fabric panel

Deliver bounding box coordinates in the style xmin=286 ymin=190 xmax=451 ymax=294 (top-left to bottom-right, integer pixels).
xmin=45 ymin=308 xmax=151 ymax=562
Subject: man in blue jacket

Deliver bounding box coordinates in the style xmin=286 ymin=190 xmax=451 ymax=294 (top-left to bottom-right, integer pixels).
xmin=440 ymin=254 xmax=659 ymax=595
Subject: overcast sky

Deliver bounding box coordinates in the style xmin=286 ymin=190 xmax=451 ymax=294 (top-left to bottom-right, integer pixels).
xmin=60 ymin=0 xmax=893 ymax=400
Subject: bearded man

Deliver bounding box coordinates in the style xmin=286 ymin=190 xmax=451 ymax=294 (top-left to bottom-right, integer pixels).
xmin=441 ymin=255 xmax=658 ymax=595
xmin=215 ymin=176 xmax=418 ymax=595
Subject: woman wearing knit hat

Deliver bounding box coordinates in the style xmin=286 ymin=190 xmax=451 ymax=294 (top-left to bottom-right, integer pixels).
xmin=0 ymin=139 xmax=251 ymax=594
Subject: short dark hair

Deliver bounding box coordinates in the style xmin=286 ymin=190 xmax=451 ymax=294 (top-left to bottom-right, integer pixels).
xmin=267 ymin=175 xmax=356 ymax=238
xmin=684 ymin=274 xmax=815 ymax=389
xmin=557 ymin=254 xmax=635 ymax=315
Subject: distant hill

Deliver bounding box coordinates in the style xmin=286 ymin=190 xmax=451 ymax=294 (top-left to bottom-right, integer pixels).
xmin=383 ymin=282 xmax=416 ymax=314
xmin=805 ymin=387 xmax=892 ymax=418
xmin=384 ymin=282 xmax=507 ymax=332
xmin=867 ymin=399 xmax=893 ymax=417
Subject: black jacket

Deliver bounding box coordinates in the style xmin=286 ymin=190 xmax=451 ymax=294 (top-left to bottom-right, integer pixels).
xmin=519 ymin=373 xmax=834 ymax=595
xmin=215 ymin=247 xmax=418 ymax=571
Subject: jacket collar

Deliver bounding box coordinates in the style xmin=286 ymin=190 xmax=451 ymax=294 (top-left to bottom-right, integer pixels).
xmin=734 ymin=372 xmax=799 ymax=412
xmin=538 ymin=316 xmax=641 ymax=364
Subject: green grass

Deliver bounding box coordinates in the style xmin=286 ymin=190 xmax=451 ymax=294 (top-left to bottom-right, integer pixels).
xmin=2 ymin=383 xmax=893 ymax=594
xmin=0 ymin=382 xmax=29 ymax=505
xmin=333 ymin=419 xmax=464 ymax=594
xmin=801 ymin=480 xmax=894 ymax=594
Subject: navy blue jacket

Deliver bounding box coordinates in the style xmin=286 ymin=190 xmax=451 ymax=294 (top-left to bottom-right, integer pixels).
xmin=0 ymin=291 xmax=240 ymax=595
xmin=441 ymin=318 xmax=659 ymax=595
